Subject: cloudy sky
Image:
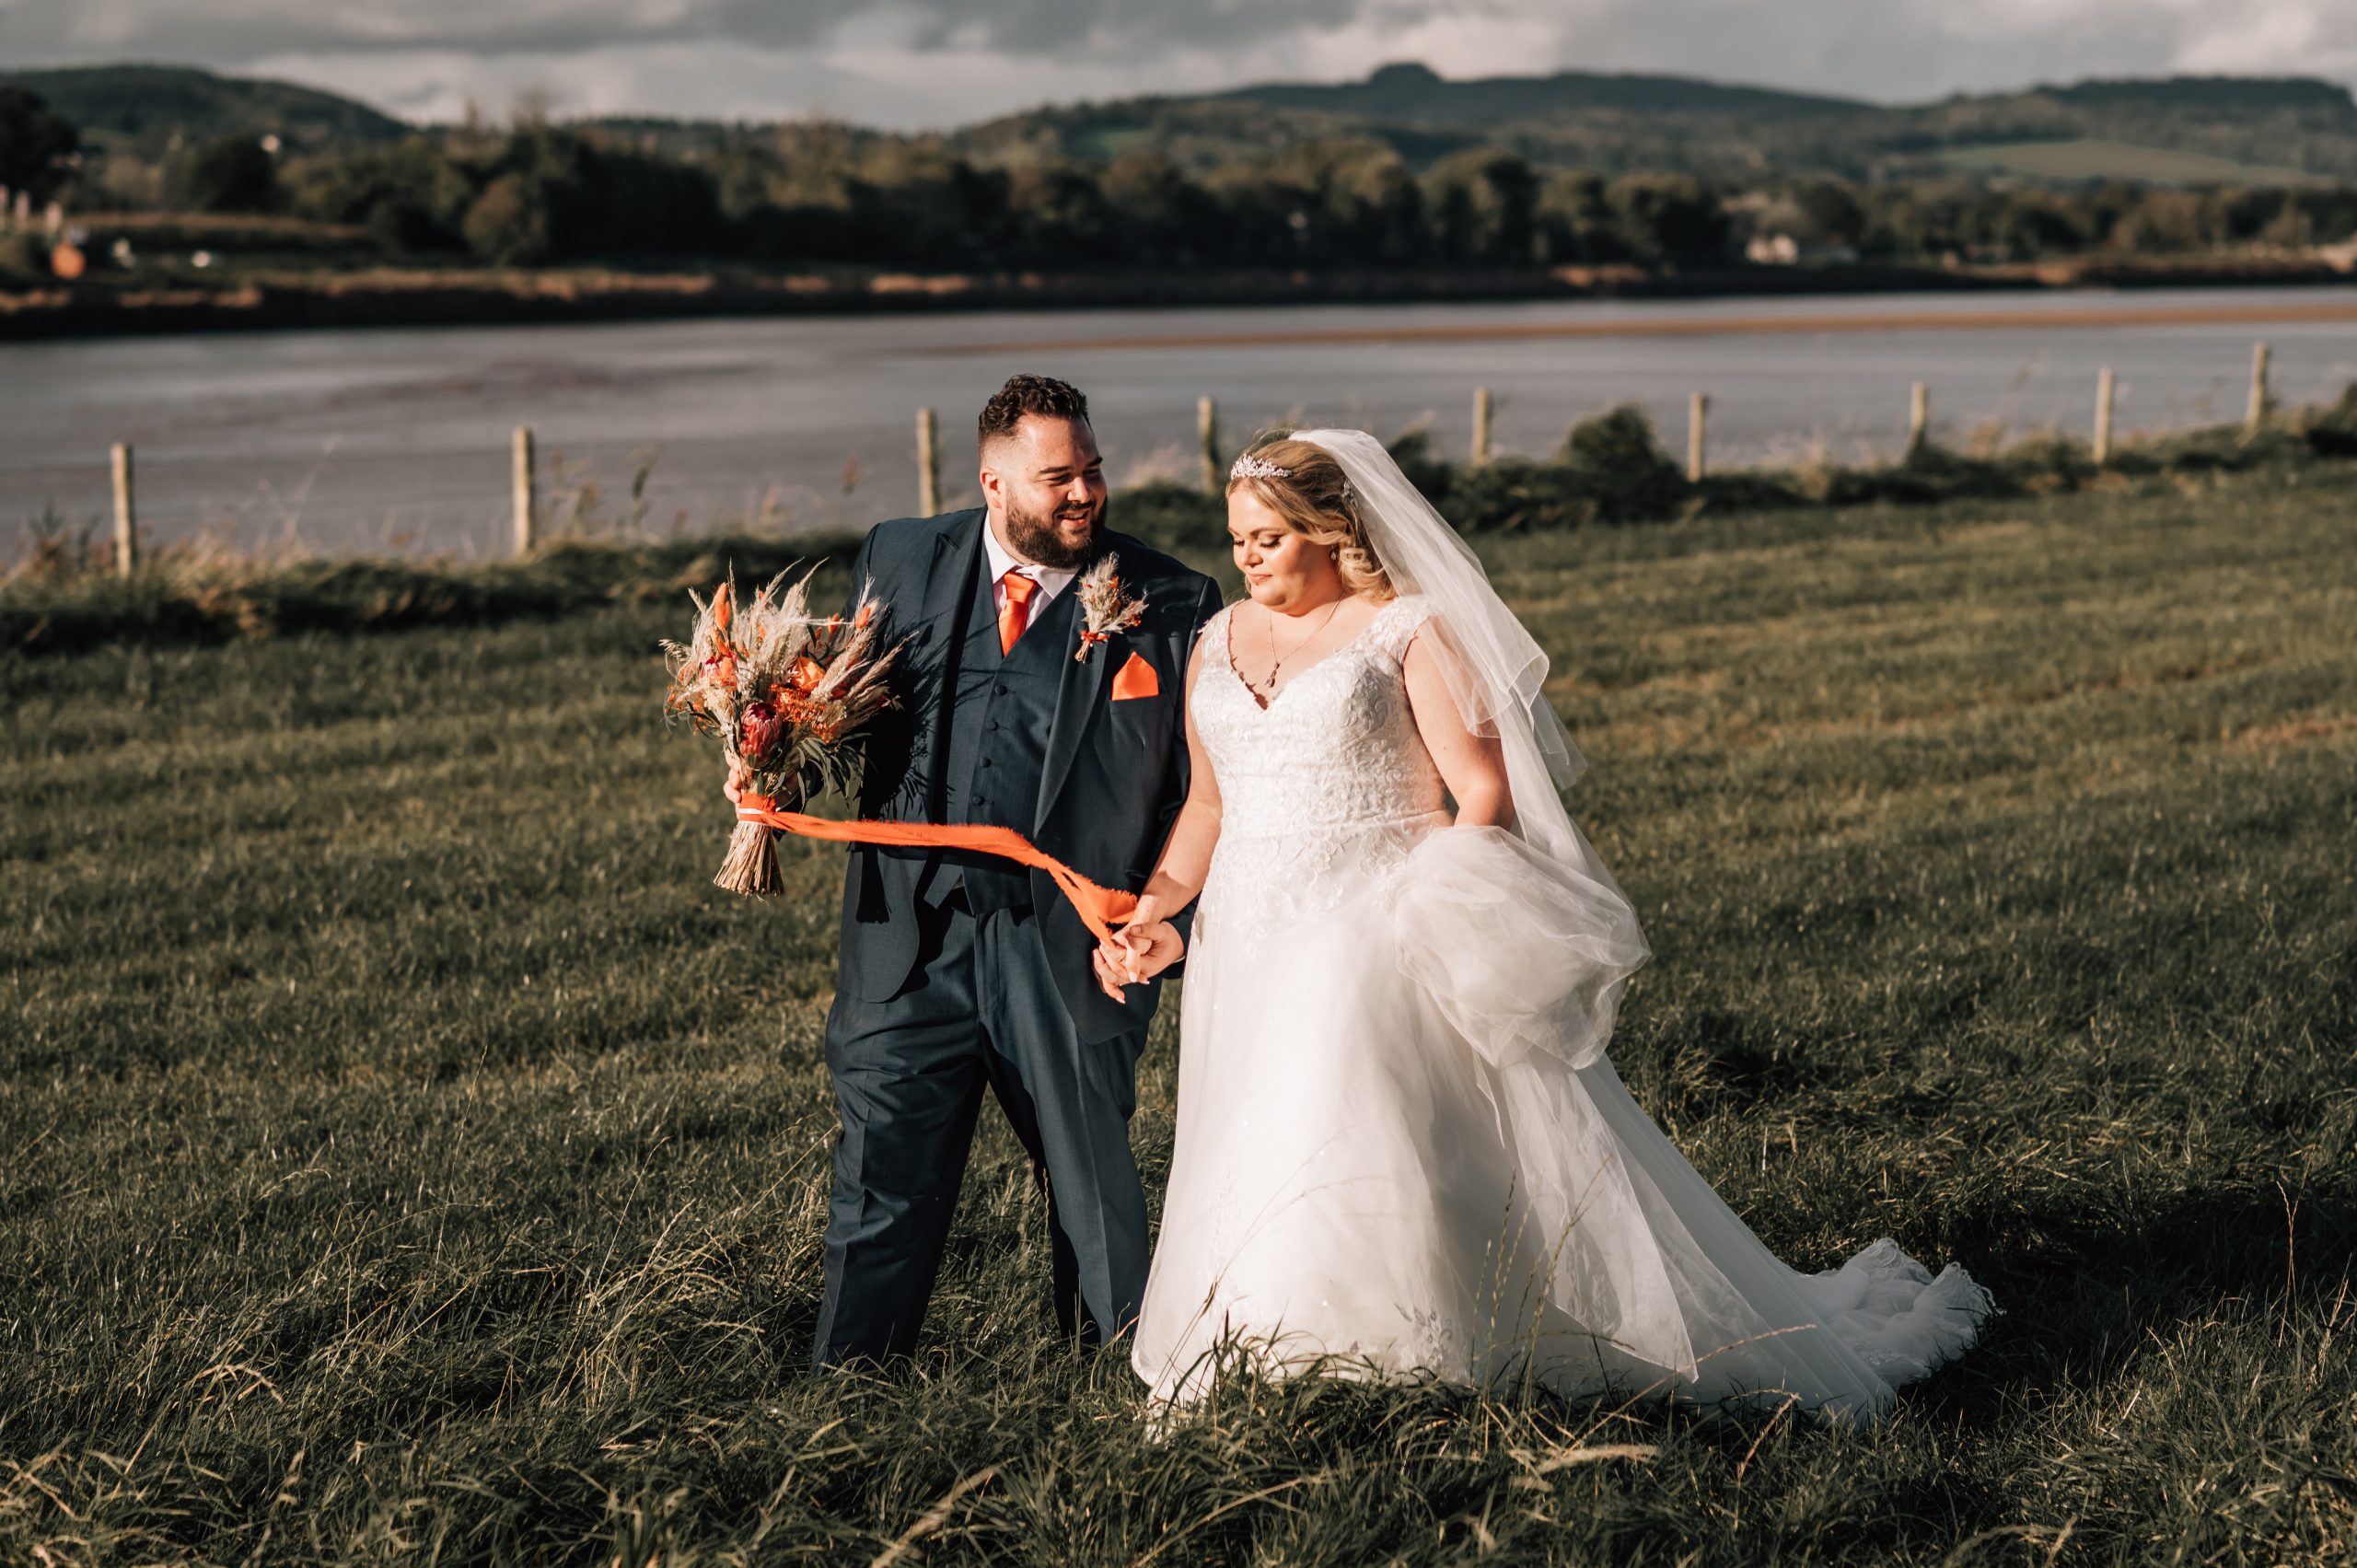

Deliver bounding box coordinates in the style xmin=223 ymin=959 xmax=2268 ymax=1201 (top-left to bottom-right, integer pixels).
xmin=5 ymin=0 xmax=2351 ymax=128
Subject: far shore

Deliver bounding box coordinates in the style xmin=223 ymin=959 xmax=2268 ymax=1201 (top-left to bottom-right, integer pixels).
xmin=4 ymin=253 xmax=2355 ymax=343
xmin=940 ymin=296 xmax=2357 ymax=355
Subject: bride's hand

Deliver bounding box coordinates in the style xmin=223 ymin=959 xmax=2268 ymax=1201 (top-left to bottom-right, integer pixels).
xmin=1096 ymin=894 xmax=1183 ymax=995
xmin=1092 ymin=906 xmax=1179 ymax=999
xmin=1094 ymin=935 xmax=1178 ymax=1001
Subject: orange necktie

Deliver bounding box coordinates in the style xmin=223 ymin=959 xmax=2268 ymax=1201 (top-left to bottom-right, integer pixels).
xmin=998 ymin=569 xmax=1039 ymax=655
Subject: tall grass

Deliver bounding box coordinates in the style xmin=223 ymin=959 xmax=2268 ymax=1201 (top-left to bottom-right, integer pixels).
xmin=1 ymin=468 xmax=2352 ymax=1562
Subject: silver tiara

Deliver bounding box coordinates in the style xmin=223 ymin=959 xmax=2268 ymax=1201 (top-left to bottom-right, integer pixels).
xmin=1229 ymin=453 xmax=1291 ymax=481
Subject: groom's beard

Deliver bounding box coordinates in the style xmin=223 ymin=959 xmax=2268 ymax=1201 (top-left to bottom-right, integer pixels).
xmin=1004 ymin=493 xmax=1102 ymax=570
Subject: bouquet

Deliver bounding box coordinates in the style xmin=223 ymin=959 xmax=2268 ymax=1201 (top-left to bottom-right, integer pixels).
xmin=664 ymin=566 xmax=900 ymax=897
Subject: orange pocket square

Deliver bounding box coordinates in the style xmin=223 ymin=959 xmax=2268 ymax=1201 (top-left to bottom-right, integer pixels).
xmin=1110 ymin=651 xmax=1160 ymax=702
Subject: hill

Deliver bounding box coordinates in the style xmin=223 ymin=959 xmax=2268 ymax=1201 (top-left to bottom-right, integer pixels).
xmin=951 ymin=65 xmax=2357 ymax=182
xmin=2044 ymin=75 xmax=2357 ymax=114
xmin=17 ymin=59 xmax=2349 ymax=190
xmin=0 ymin=64 xmax=409 ymax=158
xmin=1220 ymin=61 xmax=1870 ymax=123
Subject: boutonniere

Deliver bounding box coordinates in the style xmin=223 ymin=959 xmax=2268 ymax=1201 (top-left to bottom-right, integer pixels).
xmin=1074 ymin=552 xmax=1147 ymax=663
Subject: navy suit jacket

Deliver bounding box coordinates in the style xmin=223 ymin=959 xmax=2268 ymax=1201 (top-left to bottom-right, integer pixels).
xmin=833 ymin=508 xmax=1224 ymax=1044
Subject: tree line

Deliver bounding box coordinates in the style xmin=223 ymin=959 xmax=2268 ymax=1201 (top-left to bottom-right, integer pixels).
xmin=9 ymin=83 xmax=2356 ymax=273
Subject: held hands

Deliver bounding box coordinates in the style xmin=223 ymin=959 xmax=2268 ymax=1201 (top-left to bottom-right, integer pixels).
xmin=1093 ymin=893 xmax=1183 ymax=1001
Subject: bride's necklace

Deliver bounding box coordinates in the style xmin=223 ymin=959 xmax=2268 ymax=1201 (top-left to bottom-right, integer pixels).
xmin=1248 ymin=598 xmax=1343 ymax=700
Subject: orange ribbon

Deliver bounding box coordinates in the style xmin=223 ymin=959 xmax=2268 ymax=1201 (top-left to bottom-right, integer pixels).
xmin=735 ymin=796 xmax=1139 ymax=943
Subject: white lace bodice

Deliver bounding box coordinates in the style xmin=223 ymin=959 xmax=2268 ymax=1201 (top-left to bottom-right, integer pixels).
xmin=1193 ymin=594 xmax=1449 ymax=946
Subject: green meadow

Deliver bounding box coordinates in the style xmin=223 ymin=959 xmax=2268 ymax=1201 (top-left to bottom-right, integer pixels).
xmin=3 ymin=462 xmax=2353 ymax=1563
xmin=1936 ymin=138 xmax=2326 ymax=187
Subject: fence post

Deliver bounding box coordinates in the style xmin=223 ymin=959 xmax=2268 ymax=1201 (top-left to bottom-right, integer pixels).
xmin=2246 ymin=342 xmax=2270 ymax=433
xmin=1906 ymin=382 xmax=1930 ymax=459
xmin=2093 ymin=367 xmax=2115 ymax=465
xmin=511 ymin=425 xmax=536 ymax=556
xmin=916 ymin=407 xmax=940 ymax=515
xmin=1687 ymin=393 xmax=1708 ymax=483
xmin=1471 ymin=387 xmax=1493 ymax=466
xmin=110 ymin=442 xmax=136 ymax=578
xmin=1197 ymin=396 xmax=1220 ymax=494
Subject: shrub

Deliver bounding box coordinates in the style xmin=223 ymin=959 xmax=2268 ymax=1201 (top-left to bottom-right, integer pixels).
xmin=463 ymin=173 xmax=552 ymax=266
xmin=1444 ymin=458 xmax=1603 ymax=532
xmin=0 ymin=86 xmax=79 ymax=205
xmin=1384 ymin=427 xmax=1455 ymax=505
xmin=1112 ymin=481 xmax=1225 ymax=554
xmin=2305 ymin=382 xmax=2357 ymax=459
xmin=176 ymin=134 xmax=280 ymax=215
xmin=0 ymin=533 xmax=864 ymax=655
xmin=1556 ymin=404 xmax=1689 ymax=521
xmin=287 ymin=136 xmax=473 ymax=254
xmin=0 ymin=230 xmax=51 ymax=278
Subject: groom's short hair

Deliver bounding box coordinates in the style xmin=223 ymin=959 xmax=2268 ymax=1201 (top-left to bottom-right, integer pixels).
xmin=979 ymin=374 xmax=1090 ymax=449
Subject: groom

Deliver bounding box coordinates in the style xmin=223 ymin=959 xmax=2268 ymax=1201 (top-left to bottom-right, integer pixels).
xmin=791 ymin=374 xmax=1221 ymax=1365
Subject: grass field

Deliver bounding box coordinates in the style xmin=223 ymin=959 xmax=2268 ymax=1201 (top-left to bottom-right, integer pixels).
xmin=1937 ymin=139 xmax=2327 ymax=187
xmin=4 ymin=466 xmax=2355 ymax=1564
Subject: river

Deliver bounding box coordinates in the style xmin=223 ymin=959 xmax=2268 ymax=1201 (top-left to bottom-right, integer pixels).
xmin=6 ymin=284 xmax=2355 ymax=556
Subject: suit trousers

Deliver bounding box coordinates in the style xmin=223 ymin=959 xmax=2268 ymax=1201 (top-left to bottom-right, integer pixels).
xmin=813 ymin=889 xmax=1152 ymax=1365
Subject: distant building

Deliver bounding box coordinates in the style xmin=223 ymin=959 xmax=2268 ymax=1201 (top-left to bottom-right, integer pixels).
xmin=1746 ymin=232 xmax=1860 ymax=266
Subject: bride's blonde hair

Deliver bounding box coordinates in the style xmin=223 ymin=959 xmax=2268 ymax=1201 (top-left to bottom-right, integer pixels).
xmin=1225 ymin=436 xmax=1394 ymax=600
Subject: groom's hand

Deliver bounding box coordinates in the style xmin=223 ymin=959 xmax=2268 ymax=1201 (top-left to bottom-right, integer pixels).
xmin=723 ymin=761 xmax=796 ymax=809
xmin=1091 ymin=943 xmax=1133 ymax=1002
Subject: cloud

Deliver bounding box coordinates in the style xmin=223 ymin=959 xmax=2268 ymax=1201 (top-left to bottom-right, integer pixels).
xmin=1 ymin=0 xmax=2350 ymax=128
xmin=0 ymin=0 xmax=1364 ymax=64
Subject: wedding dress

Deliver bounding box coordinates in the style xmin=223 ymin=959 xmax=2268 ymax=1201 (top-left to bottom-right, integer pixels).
xmin=1130 ymin=436 xmax=1992 ymax=1427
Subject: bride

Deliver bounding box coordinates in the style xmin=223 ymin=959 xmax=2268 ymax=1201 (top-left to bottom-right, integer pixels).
xmin=1094 ymin=429 xmax=1992 ymax=1425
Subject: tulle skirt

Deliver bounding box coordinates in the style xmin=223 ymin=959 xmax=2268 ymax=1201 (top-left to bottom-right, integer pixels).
xmin=1132 ymin=823 xmax=1993 ymax=1425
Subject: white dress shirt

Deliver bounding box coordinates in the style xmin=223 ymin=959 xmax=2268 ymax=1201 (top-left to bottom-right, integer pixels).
xmin=982 ymin=519 xmax=1079 ymax=617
